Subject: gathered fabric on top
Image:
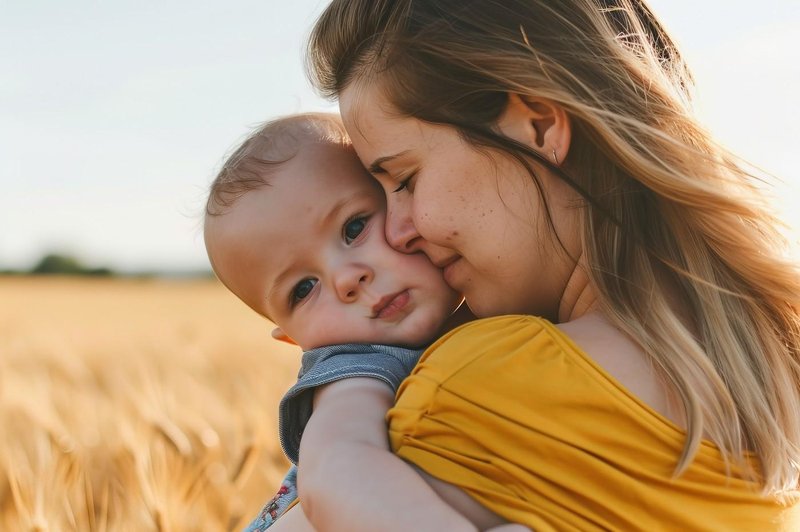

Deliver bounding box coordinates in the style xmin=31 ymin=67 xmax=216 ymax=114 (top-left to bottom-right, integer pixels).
xmin=388 ymin=315 xmax=799 ymax=531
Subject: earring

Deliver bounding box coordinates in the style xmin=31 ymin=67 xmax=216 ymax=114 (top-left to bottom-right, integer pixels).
xmin=551 ymin=148 xmax=559 ymax=166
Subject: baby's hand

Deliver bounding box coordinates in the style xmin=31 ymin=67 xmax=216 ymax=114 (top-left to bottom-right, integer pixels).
xmin=484 ymin=525 xmax=532 ymax=532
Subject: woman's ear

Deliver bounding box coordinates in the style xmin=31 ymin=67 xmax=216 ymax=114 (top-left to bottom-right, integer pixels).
xmin=495 ymin=93 xmax=572 ymax=166
xmin=271 ymin=327 xmax=298 ymax=346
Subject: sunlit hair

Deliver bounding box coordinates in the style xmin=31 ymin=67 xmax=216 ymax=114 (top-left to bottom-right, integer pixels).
xmin=205 ymin=112 xmax=349 ymax=216
xmin=308 ymin=0 xmax=800 ymax=493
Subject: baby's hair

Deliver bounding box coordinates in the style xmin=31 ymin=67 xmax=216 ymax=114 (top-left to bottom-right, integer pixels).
xmin=206 ymin=112 xmax=350 ymax=217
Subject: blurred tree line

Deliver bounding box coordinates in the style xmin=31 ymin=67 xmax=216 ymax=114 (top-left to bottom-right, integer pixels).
xmin=0 ymin=253 xmax=213 ymax=278
xmin=31 ymin=254 xmax=113 ymax=276
xmin=2 ymin=253 xmax=113 ymax=276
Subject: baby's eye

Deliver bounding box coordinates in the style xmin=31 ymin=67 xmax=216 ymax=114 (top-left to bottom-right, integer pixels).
xmin=343 ymin=216 xmax=367 ymax=244
xmin=291 ymin=278 xmax=317 ymax=305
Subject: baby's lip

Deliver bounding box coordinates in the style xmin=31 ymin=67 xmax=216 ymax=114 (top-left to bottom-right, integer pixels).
xmin=371 ymin=290 xmax=410 ymax=319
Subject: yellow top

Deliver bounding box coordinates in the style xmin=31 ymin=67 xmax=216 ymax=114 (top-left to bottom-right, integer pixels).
xmin=388 ymin=315 xmax=800 ymax=531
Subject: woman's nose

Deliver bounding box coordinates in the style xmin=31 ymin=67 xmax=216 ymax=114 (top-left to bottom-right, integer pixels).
xmin=333 ymin=264 xmax=373 ymax=302
xmin=385 ymin=196 xmax=421 ymax=253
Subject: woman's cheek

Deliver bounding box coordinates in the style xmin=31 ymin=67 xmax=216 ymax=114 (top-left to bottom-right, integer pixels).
xmin=414 ymin=193 xmax=450 ymax=240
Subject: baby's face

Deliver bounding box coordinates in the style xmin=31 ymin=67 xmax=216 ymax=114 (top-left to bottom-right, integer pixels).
xmin=205 ymin=142 xmax=460 ymax=350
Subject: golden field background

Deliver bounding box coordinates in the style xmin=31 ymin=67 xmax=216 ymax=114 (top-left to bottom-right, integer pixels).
xmin=0 ymin=276 xmax=300 ymax=531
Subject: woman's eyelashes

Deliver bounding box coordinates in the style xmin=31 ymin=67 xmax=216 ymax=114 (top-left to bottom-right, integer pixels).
xmin=290 ymin=278 xmax=317 ymax=307
xmin=392 ymin=171 xmax=417 ymax=193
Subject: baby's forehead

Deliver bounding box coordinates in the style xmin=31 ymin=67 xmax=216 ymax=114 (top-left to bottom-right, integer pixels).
xmin=252 ymin=113 xmax=351 ymax=157
xmin=253 ymin=129 xmax=346 ymax=163
xmin=280 ymin=141 xmax=382 ymax=193
xmin=232 ymin=143 xmax=383 ymax=242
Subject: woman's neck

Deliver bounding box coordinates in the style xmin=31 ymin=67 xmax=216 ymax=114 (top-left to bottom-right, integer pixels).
xmin=558 ymin=257 xmax=597 ymax=323
xmin=439 ymin=301 xmax=476 ymax=335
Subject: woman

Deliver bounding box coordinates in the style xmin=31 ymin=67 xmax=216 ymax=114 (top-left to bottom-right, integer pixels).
xmin=274 ymin=0 xmax=800 ymax=529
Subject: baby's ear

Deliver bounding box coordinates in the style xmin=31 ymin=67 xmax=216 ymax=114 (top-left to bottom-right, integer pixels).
xmin=271 ymin=327 xmax=298 ymax=346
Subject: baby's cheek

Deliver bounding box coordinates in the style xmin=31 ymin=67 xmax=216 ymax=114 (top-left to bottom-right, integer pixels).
xmin=309 ymin=322 xmax=337 ymax=347
xmin=308 ymin=321 xmax=349 ymax=348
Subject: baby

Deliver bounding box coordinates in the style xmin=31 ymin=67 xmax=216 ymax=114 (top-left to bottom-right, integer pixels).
xmin=204 ymin=113 xmax=526 ymax=532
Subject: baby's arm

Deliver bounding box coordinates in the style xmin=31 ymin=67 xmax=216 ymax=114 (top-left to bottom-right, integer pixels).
xmin=297 ymin=377 xmax=497 ymax=531
xmin=270 ymin=504 xmax=529 ymax=532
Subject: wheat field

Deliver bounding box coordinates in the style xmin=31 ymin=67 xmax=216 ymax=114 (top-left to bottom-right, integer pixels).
xmin=0 ymin=276 xmax=300 ymax=531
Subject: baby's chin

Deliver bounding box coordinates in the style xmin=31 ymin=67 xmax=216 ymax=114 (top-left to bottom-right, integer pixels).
xmin=394 ymin=322 xmax=449 ymax=349
xmin=298 ymin=317 xmax=449 ymax=351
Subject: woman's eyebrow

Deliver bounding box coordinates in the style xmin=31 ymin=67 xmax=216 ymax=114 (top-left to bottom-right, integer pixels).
xmin=368 ymin=150 xmax=410 ymax=174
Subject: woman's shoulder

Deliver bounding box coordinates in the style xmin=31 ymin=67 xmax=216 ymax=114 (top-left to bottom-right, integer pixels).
xmin=428 ymin=312 xmax=641 ymax=369
xmin=416 ymin=314 xmax=563 ymax=380
xmin=423 ymin=312 xmax=677 ymax=428
xmin=428 ymin=314 xmax=555 ymax=358
xmin=556 ymin=312 xmax=676 ymax=425
xmin=437 ymin=314 xmax=551 ymax=341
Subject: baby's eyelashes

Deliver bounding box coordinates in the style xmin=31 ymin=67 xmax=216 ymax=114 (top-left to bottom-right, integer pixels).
xmin=343 ymin=215 xmax=368 ymax=244
xmin=290 ymin=278 xmax=318 ymax=307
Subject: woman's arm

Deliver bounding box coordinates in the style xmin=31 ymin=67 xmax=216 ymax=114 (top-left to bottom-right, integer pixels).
xmin=297 ymin=377 xmax=478 ymax=532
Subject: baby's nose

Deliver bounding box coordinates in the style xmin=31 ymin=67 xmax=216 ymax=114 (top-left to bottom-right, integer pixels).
xmin=333 ymin=264 xmax=372 ymax=301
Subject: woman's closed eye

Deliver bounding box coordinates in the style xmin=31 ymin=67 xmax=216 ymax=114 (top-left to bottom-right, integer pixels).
xmin=290 ymin=278 xmax=317 ymax=307
xmin=392 ymin=172 xmax=417 ymax=194
xmin=343 ymin=215 xmax=368 ymax=244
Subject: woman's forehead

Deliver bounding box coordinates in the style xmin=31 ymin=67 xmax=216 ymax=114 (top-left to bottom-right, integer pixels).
xmin=339 ymin=82 xmax=382 ymax=140
xmin=340 ymin=81 xmax=407 ymax=138
xmin=341 ymin=86 xmax=433 ymax=164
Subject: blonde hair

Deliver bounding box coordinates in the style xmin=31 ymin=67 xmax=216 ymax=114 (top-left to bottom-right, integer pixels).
xmin=205 ymin=112 xmax=349 ymax=216
xmin=308 ymin=0 xmax=800 ymax=493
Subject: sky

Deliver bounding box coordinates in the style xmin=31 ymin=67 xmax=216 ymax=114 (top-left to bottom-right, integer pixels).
xmin=2 ymin=0 xmax=799 ymax=273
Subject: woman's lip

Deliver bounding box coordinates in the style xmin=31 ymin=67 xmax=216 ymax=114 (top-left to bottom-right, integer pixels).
xmin=433 ymin=256 xmax=459 ymax=269
xmin=442 ymin=258 xmax=461 ymax=287
xmin=373 ymin=290 xmax=410 ymax=319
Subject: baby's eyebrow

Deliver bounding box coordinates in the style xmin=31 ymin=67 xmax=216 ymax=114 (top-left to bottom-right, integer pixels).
xmin=318 ymin=190 xmax=374 ymax=230
xmin=320 ymin=197 xmax=351 ymax=230
xmin=267 ymin=266 xmax=295 ymax=311
xmin=368 ymin=150 xmax=410 ymax=174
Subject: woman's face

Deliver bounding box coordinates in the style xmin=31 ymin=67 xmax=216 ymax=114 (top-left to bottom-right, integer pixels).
xmin=340 ymin=86 xmax=582 ymax=320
